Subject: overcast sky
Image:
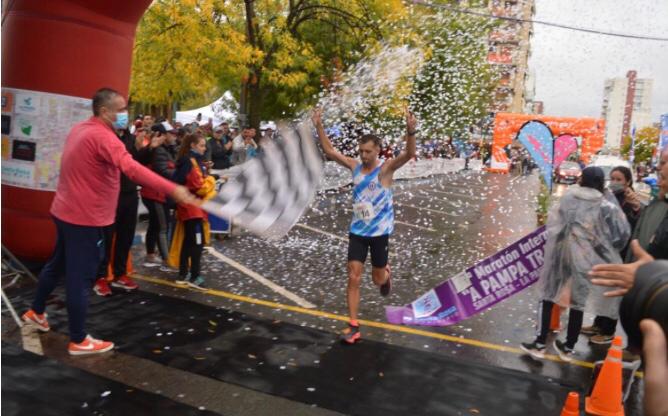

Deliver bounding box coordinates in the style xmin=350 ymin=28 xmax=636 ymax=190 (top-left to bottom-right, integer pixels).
xmin=529 ymin=0 xmax=668 ymax=120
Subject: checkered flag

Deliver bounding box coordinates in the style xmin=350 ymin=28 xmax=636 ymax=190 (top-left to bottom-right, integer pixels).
xmin=202 ymin=121 xmax=323 ymax=240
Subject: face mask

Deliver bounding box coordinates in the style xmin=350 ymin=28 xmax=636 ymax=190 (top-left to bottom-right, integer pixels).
xmin=112 ymin=111 xmax=129 ymax=130
xmin=609 ymin=182 xmax=624 ymax=193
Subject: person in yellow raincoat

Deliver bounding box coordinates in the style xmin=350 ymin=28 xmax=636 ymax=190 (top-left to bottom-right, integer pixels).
xmin=169 ymin=133 xmax=216 ymax=290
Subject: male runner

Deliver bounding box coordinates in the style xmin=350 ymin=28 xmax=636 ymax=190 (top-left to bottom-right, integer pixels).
xmin=311 ymin=108 xmax=417 ymax=343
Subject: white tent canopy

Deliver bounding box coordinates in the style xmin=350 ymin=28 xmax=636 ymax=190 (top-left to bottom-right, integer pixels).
xmin=175 ymin=91 xmax=237 ymax=127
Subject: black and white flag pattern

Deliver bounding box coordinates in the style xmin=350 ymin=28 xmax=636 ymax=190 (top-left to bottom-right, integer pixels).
xmin=202 ymin=121 xmax=323 ymax=240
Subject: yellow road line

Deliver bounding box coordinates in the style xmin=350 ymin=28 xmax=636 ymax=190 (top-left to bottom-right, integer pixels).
xmin=131 ymin=273 xmax=640 ymax=375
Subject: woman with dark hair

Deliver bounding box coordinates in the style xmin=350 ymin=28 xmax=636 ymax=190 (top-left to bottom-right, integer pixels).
xmin=609 ymin=166 xmax=642 ymax=231
xmin=141 ymin=122 xmax=178 ymax=266
xmin=521 ymin=167 xmax=631 ymax=362
xmin=581 ymin=165 xmax=643 ymax=343
xmin=169 ymin=134 xmax=216 ymax=290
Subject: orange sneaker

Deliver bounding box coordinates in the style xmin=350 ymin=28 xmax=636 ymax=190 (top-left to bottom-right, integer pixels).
xmin=22 ymin=309 xmax=50 ymax=332
xmin=341 ymin=323 xmax=361 ymax=344
xmin=68 ymin=335 xmax=114 ymax=356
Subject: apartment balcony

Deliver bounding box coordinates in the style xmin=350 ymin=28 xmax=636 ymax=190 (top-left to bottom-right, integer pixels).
xmin=489 ymin=102 xmax=510 ymax=113
xmin=488 ymin=51 xmax=515 ymax=65
xmin=489 ymin=30 xmax=520 ymax=43
xmin=496 ymin=86 xmax=514 ymax=96
xmin=498 ymin=76 xmax=513 ymax=87
xmin=491 ymin=6 xmax=520 ymax=17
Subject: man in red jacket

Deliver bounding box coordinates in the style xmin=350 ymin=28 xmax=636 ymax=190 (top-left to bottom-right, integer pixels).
xmin=21 ymin=88 xmax=198 ymax=356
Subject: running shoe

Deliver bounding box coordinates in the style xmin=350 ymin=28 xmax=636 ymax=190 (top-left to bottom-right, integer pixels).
xmin=553 ymin=339 xmax=575 ymax=362
xmin=143 ymin=254 xmax=161 ymax=267
xmin=22 ymin=309 xmax=50 ymax=332
xmin=341 ymin=323 xmax=361 ymax=344
xmin=175 ymin=275 xmax=190 ymax=286
xmin=93 ymin=278 xmax=112 ymax=297
xmin=589 ymin=334 xmax=614 ymax=345
xmin=380 ymin=265 xmax=392 ymax=297
xmin=188 ymin=276 xmax=208 ymax=291
xmin=111 ymin=275 xmax=139 ymax=291
xmin=68 ymin=335 xmax=114 ymax=356
xmin=580 ymin=325 xmax=602 ymax=336
xmin=520 ymin=340 xmax=546 ymax=359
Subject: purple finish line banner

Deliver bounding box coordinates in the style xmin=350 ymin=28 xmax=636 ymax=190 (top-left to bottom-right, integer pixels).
xmin=386 ymin=226 xmax=547 ymax=326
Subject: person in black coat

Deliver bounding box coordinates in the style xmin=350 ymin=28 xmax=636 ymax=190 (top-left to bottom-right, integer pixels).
xmin=94 ymin=126 xmax=152 ymax=296
xmin=205 ymin=123 xmax=233 ymax=169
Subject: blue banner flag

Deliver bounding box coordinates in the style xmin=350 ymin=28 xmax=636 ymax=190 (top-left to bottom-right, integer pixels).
xmin=516 ymin=121 xmax=554 ymax=189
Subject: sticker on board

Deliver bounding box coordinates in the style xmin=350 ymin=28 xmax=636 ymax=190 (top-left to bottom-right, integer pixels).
xmin=11 ymin=139 xmax=36 ymax=162
xmin=1 ymin=91 xmax=14 ymax=112
xmin=1 ymin=114 xmax=10 ymax=135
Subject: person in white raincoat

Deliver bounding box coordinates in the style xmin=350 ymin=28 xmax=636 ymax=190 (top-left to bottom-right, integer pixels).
xmin=521 ymin=166 xmax=631 ymax=362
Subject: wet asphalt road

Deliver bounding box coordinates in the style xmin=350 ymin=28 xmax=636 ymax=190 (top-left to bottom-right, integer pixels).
xmin=135 ymin=171 xmax=633 ymax=384
xmin=3 ymin=169 xmax=644 ymax=415
xmin=132 ymin=170 xmax=642 ymax=413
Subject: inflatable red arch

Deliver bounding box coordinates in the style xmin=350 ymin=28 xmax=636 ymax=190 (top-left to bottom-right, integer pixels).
xmin=2 ymin=0 xmax=152 ymax=261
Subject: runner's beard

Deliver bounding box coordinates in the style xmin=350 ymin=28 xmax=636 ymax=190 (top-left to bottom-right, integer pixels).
xmin=361 ymin=157 xmax=378 ymax=168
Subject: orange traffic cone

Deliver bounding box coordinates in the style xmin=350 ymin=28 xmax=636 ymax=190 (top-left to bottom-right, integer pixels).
xmin=561 ymin=392 xmax=579 ymax=416
xmin=585 ymin=336 xmax=625 ymax=416
xmin=550 ymin=303 xmax=562 ymax=332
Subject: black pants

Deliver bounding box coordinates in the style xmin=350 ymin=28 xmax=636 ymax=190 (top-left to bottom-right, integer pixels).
xmin=536 ymin=300 xmax=584 ymax=349
xmin=142 ymin=198 xmax=170 ymax=260
xmin=179 ymin=219 xmax=204 ymax=278
xmin=593 ymin=316 xmax=618 ymax=336
xmin=32 ymin=217 xmax=106 ymax=343
xmin=97 ymin=192 xmax=139 ymax=279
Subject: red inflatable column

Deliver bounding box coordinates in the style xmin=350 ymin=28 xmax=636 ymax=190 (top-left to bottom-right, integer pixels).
xmin=1 ymin=0 xmax=151 ymax=261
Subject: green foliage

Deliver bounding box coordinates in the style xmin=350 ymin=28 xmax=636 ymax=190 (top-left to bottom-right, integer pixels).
xmin=620 ymin=126 xmax=660 ymax=164
xmin=408 ymin=10 xmax=498 ymax=139
xmin=535 ymin=178 xmax=551 ymax=225
xmin=131 ymin=0 xmax=498 ymax=136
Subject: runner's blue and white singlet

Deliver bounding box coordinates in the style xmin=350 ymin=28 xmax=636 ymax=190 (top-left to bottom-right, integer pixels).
xmin=350 ymin=163 xmax=394 ymax=237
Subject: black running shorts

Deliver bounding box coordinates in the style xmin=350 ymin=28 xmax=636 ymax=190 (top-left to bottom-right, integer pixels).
xmin=347 ymin=233 xmax=389 ymax=268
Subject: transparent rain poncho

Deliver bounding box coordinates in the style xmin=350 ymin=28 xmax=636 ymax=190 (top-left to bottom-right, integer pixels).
xmin=539 ymin=185 xmax=631 ymax=319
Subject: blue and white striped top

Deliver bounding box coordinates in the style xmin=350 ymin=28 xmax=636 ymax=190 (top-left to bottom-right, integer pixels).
xmin=350 ymin=163 xmax=394 ymax=237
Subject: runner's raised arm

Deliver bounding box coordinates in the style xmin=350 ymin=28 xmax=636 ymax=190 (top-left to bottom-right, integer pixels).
xmin=382 ymin=109 xmax=417 ymax=175
xmin=312 ymin=108 xmax=358 ymax=171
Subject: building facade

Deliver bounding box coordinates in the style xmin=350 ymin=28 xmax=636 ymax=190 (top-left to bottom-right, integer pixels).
xmin=601 ymin=70 xmax=653 ymax=150
xmin=486 ymin=0 xmax=535 ymax=114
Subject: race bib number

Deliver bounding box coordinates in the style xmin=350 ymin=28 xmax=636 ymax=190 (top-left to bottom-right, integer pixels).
xmin=353 ymin=202 xmax=375 ymax=223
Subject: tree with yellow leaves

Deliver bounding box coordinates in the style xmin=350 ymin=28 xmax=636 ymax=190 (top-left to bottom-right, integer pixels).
xmin=131 ymin=0 xmax=406 ymax=130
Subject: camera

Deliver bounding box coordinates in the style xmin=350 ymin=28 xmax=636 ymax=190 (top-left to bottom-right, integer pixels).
xmin=619 ymin=260 xmax=668 ymax=351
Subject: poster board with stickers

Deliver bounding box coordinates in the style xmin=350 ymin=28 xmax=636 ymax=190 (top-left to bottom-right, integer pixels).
xmin=1 ymin=88 xmax=91 ymax=191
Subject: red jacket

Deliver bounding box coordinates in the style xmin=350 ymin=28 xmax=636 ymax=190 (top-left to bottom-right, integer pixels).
xmin=51 ymin=117 xmax=176 ymax=226
xmin=174 ymin=153 xmax=208 ymax=221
